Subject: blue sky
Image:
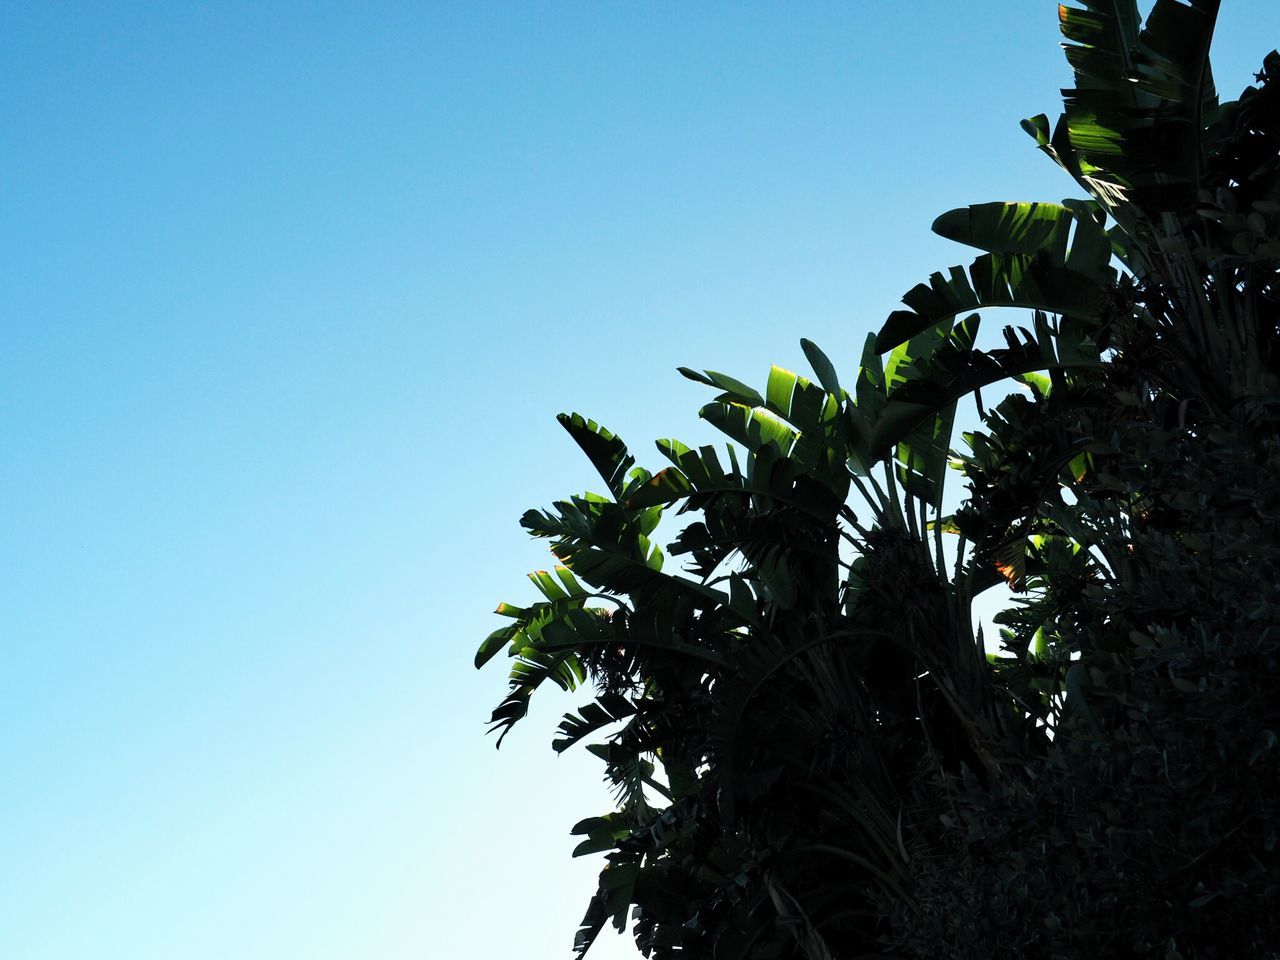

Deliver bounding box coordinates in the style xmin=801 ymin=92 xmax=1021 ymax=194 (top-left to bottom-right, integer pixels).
xmin=3 ymin=3 xmax=1277 ymax=958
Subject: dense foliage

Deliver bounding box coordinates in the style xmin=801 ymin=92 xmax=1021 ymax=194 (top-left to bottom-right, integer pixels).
xmin=477 ymin=3 xmax=1280 ymax=957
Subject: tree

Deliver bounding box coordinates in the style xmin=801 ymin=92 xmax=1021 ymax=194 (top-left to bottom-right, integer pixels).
xmin=477 ymin=3 xmax=1280 ymax=957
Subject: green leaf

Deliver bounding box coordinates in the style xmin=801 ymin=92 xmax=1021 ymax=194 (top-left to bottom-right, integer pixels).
xmin=700 ymin=401 xmax=798 ymax=454
xmin=555 ymin=693 xmax=639 ymax=754
xmin=530 ymin=568 xmax=569 ymax=601
xmin=933 ymin=201 xmax=1074 ymax=259
xmin=876 ymin=250 xmax=1108 ymax=353
xmin=569 ymin=813 xmax=634 ymax=857
xmin=800 ymin=338 xmax=843 ymax=396
xmin=845 ymin=332 xmax=888 ymax=474
xmin=678 ymin=367 xmax=765 ymax=407
xmin=558 ymin=413 xmax=636 ymax=499
xmin=475 ymin=623 xmax=519 ymax=669
xmin=764 ymin=364 xmax=838 ymax=438
xmin=625 ymin=466 xmax=694 ymax=509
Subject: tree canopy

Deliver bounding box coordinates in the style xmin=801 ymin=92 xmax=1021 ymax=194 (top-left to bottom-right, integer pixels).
xmin=478 ymin=3 xmax=1280 ymax=957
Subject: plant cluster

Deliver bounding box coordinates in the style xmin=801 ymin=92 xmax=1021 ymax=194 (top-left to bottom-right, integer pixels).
xmin=476 ymin=3 xmax=1280 ymax=957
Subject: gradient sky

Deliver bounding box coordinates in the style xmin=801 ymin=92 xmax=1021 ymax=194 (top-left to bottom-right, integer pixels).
xmin=3 ymin=3 xmax=1277 ymax=959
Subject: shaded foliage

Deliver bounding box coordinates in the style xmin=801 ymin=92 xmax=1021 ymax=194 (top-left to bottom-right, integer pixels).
xmin=477 ymin=3 xmax=1280 ymax=957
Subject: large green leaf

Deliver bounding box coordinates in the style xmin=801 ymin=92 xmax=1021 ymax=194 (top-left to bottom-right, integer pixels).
xmin=555 ymin=693 xmax=639 ymax=754
xmin=558 ymin=413 xmax=637 ymax=500
xmin=699 ymin=400 xmax=799 ymax=454
xmin=800 ymin=338 xmax=844 ymax=396
xmin=677 ymin=367 xmax=765 ymax=407
xmin=1049 ymin=0 xmax=1221 ymax=223
xmin=875 ymin=250 xmax=1108 ymax=353
xmin=932 ymin=200 xmax=1112 ymax=280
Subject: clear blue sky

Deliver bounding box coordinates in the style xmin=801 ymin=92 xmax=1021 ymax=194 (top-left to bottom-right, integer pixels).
xmin=2 ymin=3 xmax=1276 ymax=958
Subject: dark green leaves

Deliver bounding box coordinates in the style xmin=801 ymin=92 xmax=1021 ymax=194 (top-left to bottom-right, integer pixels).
xmin=932 ymin=200 xmax=1113 ymax=279
xmin=473 ymin=5 xmax=1280 ymax=956
xmin=558 ymin=413 xmax=637 ymax=499
xmin=555 ymin=693 xmax=638 ymax=754
xmin=876 ymin=249 xmax=1109 ymax=353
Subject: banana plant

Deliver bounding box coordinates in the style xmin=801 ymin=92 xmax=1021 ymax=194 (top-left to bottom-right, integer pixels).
xmin=867 ymin=0 xmax=1277 ymax=738
xmin=475 ymin=3 xmax=1279 ymax=957
xmin=1024 ymin=1 xmax=1280 ymax=405
xmin=478 ymin=319 xmax=1040 ymax=958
